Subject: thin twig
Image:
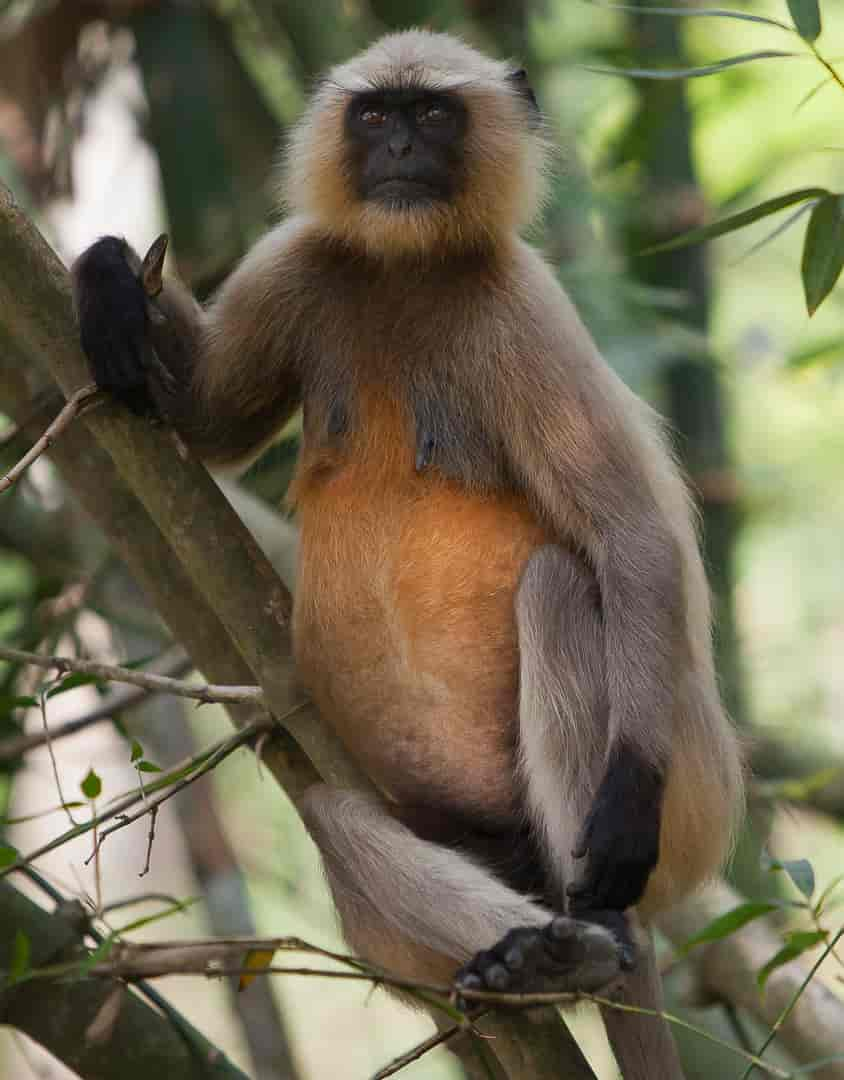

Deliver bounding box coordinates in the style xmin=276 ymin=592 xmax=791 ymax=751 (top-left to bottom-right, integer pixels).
xmin=39 ymin=678 xmax=78 ymax=828
xmin=82 ymin=713 xmax=293 ymax=867
xmin=0 ymin=383 xmax=103 ymax=494
xmin=372 ymin=1013 xmax=488 ymax=1079
xmin=0 ymin=716 xmax=278 ymax=879
xmin=0 ymin=648 xmax=192 ymax=763
xmin=740 ymin=926 xmax=844 ymax=1080
xmin=0 ymin=645 xmax=265 ymax=706
xmin=139 ymin=805 xmax=158 ymax=878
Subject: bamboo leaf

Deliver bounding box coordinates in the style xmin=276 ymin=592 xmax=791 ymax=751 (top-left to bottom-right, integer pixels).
xmin=47 ymin=673 xmax=102 ymax=698
xmin=136 ymin=760 xmax=162 ymax=773
xmin=642 ymin=187 xmax=829 ymax=255
xmin=802 ymin=194 xmax=844 ymax=315
xmin=682 ymin=902 xmax=780 ymax=950
xmin=764 ymin=855 xmax=816 ymax=899
xmin=582 ymin=1 xmax=794 ymax=31
xmin=787 ymin=0 xmax=821 ymax=41
xmin=757 ymin=930 xmax=826 ymax=988
xmin=584 ymin=50 xmax=798 ymax=80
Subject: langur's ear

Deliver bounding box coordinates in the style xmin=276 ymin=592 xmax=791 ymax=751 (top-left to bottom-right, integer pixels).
xmin=507 ymin=68 xmax=540 ymax=126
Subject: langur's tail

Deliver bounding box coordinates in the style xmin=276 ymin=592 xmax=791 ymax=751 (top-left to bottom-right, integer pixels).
xmin=600 ymin=919 xmax=686 ymax=1080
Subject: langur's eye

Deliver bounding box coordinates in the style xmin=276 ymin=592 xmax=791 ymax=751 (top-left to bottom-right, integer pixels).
xmin=419 ymin=103 xmax=449 ymax=124
xmin=360 ymin=107 xmax=387 ymax=126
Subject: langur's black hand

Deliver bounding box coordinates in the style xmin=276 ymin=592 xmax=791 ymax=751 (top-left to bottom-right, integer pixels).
xmin=72 ymin=235 xmax=165 ymax=416
xmin=568 ymin=745 xmax=663 ymax=914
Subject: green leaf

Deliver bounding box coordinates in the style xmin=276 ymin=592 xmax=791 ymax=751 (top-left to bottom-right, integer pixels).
xmin=642 ymin=187 xmax=828 ymax=256
xmin=47 ymin=673 xmax=102 ymax=698
xmin=135 ymin=760 xmax=162 ymax=773
xmin=757 ymin=930 xmax=826 ymax=988
xmin=583 ymin=1 xmax=794 ymax=30
xmin=802 ymin=195 xmax=844 ymax=315
xmin=764 ymin=855 xmax=816 ymax=899
xmin=787 ymin=0 xmax=821 ymax=41
xmin=584 ymin=50 xmax=798 ymax=81
xmin=682 ymin=902 xmax=780 ymax=950
xmin=0 ymin=843 xmax=20 ymax=867
xmin=10 ymin=929 xmax=30 ymax=981
xmin=80 ymin=768 xmax=102 ymax=800
xmin=130 ymin=740 xmax=144 ymax=763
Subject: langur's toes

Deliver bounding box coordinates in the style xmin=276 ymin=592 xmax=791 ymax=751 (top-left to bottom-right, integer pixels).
xmin=455 ymin=915 xmax=629 ymax=1002
xmin=547 ymin=915 xmax=579 ymax=943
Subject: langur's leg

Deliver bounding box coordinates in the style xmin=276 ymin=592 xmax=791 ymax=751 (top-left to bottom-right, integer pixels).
xmin=456 ymin=544 xmax=629 ymax=994
xmin=504 ymin=546 xmax=684 ymax=1078
xmin=300 ymin=786 xmax=622 ymax=992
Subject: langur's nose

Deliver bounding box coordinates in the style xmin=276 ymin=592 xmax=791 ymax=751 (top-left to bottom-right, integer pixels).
xmin=388 ymin=133 xmax=412 ymax=158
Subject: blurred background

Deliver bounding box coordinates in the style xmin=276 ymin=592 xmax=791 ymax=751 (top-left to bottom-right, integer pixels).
xmin=2 ymin=1 xmax=844 ymax=1077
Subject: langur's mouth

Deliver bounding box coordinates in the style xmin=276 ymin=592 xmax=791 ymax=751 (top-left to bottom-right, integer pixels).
xmin=369 ymin=178 xmax=445 ymax=205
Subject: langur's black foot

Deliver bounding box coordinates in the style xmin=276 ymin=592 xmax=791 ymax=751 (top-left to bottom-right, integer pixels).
xmin=454 ymin=914 xmax=628 ymax=1005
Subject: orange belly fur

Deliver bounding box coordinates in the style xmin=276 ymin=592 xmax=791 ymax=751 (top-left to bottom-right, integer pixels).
xmin=290 ymin=392 xmax=550 ymax=820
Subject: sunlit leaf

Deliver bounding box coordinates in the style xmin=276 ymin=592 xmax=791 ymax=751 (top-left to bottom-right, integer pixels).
xmin=239 ymin=948 xmax=276 ymax=992
xmin=582 ymin=1 xmax=794 ymax=30
xmin=80 ymin=768 xmax=102 ymax=800
xmin=135 ymin=761 xmax=162 ymax=773
xmin=763 ymin=855 xmax=816 ymax=899
xmin=584 ymin=50 xmax=798 ymax=81
xmin=130 ymin=740 xmax=144 ymax=763
xmin=787 ymin=0 xmax=821 ymax=41
xmin=802 ymin=194 xmax=844 ymax=315
xmin=757 ymin=930 xmax=826 ymax=988
xmin=682 ymin=902 xmax=780 ymax=950
xmin=642 ymin=187 xmax=828 ymax=256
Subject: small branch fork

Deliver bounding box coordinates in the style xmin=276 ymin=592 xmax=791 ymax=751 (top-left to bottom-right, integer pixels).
xmin=0 ymin=382 xmax=103 ymax=493
xmin=0 ymin=644 xmax=265 ymax=706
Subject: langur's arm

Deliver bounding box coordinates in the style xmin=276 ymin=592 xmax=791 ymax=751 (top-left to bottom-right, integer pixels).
xmin=501 ymin=338 xmax=684 ymax=913
xmin=72 ymin=226 xmax=306 ymax=466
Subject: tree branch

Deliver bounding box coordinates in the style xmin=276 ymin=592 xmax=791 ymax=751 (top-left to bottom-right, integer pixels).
xmin=0 ymin=881 xmax=250 ymax=1080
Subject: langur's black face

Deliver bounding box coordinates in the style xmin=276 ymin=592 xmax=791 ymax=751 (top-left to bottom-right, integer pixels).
xmin=344 ymin=89 xmax=467 ymax=208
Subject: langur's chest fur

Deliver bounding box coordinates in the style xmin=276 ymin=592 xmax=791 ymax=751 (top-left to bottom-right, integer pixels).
xmin=288 ymin=250 xmax=551 ymax=818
